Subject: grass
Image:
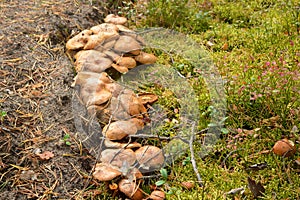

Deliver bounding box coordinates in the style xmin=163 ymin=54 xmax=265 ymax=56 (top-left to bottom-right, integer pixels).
xmin=116 ymin=0 xmax=300 ymax=199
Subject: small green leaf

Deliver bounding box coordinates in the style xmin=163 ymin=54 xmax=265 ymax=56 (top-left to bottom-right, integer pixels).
xmin=65 ymin=141 xmax=71 ymax=146
xmin=0 ymin=111 xmax=7 ymax=117
xmin=155 ymin=180 xmax=166 ymax=186
xmin=221 ymin=128 xmax=230 ymax=134
xmin=63 ymin=134 xmax=70 ymax=140
xmin=182 ymin=157 xmax=191 ymax=166
xmin=160 ymin=168 xmax=168 ymax=179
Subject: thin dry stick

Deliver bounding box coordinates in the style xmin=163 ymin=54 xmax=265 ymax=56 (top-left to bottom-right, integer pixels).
xmin=189 ymin=123 xmax=203 ymax=186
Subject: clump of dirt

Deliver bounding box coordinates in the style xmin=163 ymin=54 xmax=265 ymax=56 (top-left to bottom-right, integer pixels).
xmin=0 ymin=0 xmax=123 ymax=199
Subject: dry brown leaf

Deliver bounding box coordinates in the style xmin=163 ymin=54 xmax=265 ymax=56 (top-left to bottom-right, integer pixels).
xmin=181 ymin=181 xmax=195 ymax=190
xmin=247 ymin=177 xmax=265 ymax=198
xmin=36 ymin=151 xmax=54 ymax=160
xmin=138 ymin=93 xmax=158 ymax=105
xmin=148 ymin=190 xmax=165 ymax=200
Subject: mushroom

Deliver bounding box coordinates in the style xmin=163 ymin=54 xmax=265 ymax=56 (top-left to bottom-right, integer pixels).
xmin=119 ymin=89 xmax=147 ymax=116
xmin=104 ymin=14 xmax=127 ymax=25
xmin=104 ymin=139 xmax=142 ymax=149
xmin=135 ymin=145 xmax=164 ymax=170
xmin=118 ymin=179 xmax=144 ymax=200
xmin=74 ymin=50 xmax=113 ymax=73
xmin=101 ymin=35 xmax=120 ymax=49
xmin=272 ymin=139 xmax=296 ymax=157
xmin=116 ymin=56 xmax=137 ymax=69
xmin=113 ymin=35 xmax=141 ymax=55
xmin=93 ymin=163 xmax=121 ymax=181
xmin=84 ymin=32 xmax=118 ymax=50
xmin=111 ymin=63 xmax=129 ymax=74
xmin=90 ymin=23 xmax=119 ymax=34
xmin=66 ymin=30 xmax=93 ymax=50
xmin=100 ymin=148 xmax=136 ymax=168
xmin=126 ymin=168 xmax=143 ymax=181
xmin=103 ymin=118 xmax=143 ymax=140
xmin=134 ymin=52 xmax=157 ymax=64
xmin=72 ymin=72 xmax=117 ymax=106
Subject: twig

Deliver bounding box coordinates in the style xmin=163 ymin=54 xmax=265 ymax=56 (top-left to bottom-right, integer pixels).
xmin=221 ymin=148 xmax=244 ymax=170
xmin=189 ymin=123 xmax=203 ymax=186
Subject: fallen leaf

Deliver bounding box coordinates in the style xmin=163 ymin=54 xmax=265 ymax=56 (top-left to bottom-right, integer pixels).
xmin=224 ymin=187 xmax=244 ymax=196
xmin=247 ymin=162 xmax=268 ymax=171
xmin=181 ymin=181 xmax=195 ymax=189
xmin=247 ymin=177 xmax=265 ymax=198
xmin=36 ymin=151 xmax=54 ymax=160
xmin=295 ymin=158 xmax=300 ymax=166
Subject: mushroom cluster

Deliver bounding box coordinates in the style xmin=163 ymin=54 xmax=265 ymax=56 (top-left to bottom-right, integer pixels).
xmin=66 ymin=14 xmax=165 ymax=199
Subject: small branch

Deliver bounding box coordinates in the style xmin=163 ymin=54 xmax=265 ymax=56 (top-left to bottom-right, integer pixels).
xmin=221 ymin=148 xmax=244 ymax=170
xmin=189 ymin=123 xmax=203 ymax=186
xmin=129 ymin=134 xmax=171 ymax=140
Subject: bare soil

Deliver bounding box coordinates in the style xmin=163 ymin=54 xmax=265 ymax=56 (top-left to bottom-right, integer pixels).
xmin=0 ymin=1 xmax=116 ymax=199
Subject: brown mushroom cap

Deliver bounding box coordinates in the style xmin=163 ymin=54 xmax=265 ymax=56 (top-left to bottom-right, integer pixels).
xmin=84 ymin=32 xmax=118 ymax=50
xmin=118 ymin=179 xmax=144 ymax=200
xmin=104 ymin=14 xmax=128 ymax=25
xmin=74 ymin=50 xmax=113 ymax=73
xmin=103 ymin=120 xmax=138 ymax=140
xmin=114 ymin=35 xmax=141 ymax=55
xmin=90 ymin=23 xmax=119 ymax=34
xmin=116 ymin=56 xmax=137 ymax=69
xmin=135 ymin=145 xmax=164 ymax=170
xmin=93 ymin=163 xmax=121 ymax=181
xmin=103 ymin=50 xmax=121 ymax=61
xmin=111 ymin=63 xmax=129 ymax=74
xmin=100 ymin=149 xmax=136 ymax=168
xmin=72 ymin=72 xmax=119 ymax=107
xmin=129 ymin=118 xmax=144 ymax=130
xmin=272 ymin=139 xmax=296 ymax=157
xmin=120 ymin=89 xmax=147 ymax=116
xmin=66 ymin=30 xmax=93 ymax=50
xmin=134 ymin=52 xmax=157 ymax=64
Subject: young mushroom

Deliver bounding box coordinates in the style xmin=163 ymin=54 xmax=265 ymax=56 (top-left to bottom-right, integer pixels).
xmin=119 ymin=89 xmax=147 ymax=116
xmin=118 ymin=179 xmax=144 ymax=200
xmin=115 ymin=56 xmax=137 ymax=69
xmin=104 ymin=14 xmax=128 ymax=25
xmin=134 ymin=52 xmax=157 ymax=64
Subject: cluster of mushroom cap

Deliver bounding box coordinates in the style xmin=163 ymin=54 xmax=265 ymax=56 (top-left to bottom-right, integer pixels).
xmin=66 ymin=14 xmax=165 ymax=199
